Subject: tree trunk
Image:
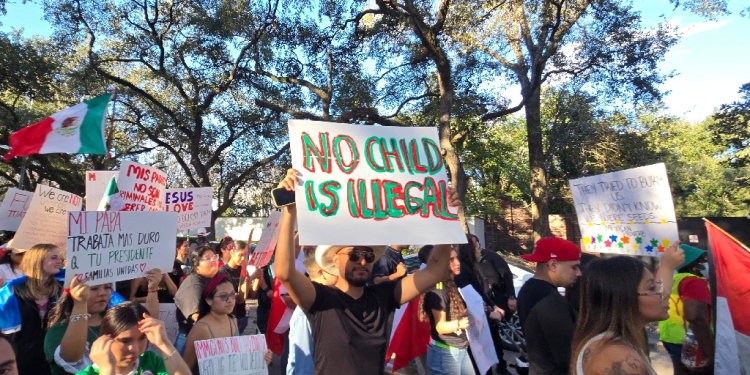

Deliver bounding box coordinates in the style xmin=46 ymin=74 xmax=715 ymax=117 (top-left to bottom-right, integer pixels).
xmin=523 ymin=84 xmax=552 ymax=241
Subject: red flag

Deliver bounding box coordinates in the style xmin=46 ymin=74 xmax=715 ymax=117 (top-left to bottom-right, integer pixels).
xmin=385 ymin=296 xmax=431 ymax=372
xmin=705 ymin=221 xmax=750 ymax=374
xmin=265 ymin=278 xmax=287 ymax=355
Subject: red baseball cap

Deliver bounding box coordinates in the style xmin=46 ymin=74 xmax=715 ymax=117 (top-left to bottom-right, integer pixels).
xmin=521 ymin=237 xmax=581 ymax=263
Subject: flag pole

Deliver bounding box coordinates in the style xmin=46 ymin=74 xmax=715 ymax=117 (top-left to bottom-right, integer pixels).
xmin=702 ymin=218 xmax=750 ymax=252
xmin=17 ymin=157 xmax=27 ymax=189
xmin=104 ymin=88 xmax=118 ymax=170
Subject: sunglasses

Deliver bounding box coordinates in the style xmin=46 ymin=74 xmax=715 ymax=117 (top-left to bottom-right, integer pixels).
xmin=342 ymin=249 xmax=375 ymax=264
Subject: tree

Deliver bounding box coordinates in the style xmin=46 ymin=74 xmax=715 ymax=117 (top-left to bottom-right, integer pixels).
xmin=45 ymin=0 xmax=290 ymax=232
xmin=711 ymin=82 xmax=750 ymax=167
xmin=450 ymin=0 xmax=678 ymax=240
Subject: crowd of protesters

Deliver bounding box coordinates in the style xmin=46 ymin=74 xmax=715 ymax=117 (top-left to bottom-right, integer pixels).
xmin=0 ymin=169 xmax=716 ymax=375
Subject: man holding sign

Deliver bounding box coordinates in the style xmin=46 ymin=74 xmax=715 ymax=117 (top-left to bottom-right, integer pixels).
xmin=274 ymin=168 xmax=463 ymax=375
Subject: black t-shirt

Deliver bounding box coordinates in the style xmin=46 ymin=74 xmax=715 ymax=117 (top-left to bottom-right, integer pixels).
xmin=256 ymin=266 xmax=273 ymax=310
xmin=218 ymin=263 xmax=246 ymax=318
xmin=478 ymin=249 xmax=516 ymax=308
xmin=517 ymin=278 xmax=577 ymax=375
xmin=135 ymin=259 xmax=184 ymax=303
xmin=305 ymin=280 xmax=400 ymax=375
xmin=174 ymin=273 xmax=209 ymax=333
xmin=423 ymin=285 xmax=469 ymax=348
xmin=371 ymin=247 xmax=405 ymax=280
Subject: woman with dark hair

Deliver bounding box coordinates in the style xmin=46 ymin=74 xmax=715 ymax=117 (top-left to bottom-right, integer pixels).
xmin=173 ymin=245 xmax=219 ymax=355
xmin=571 ymin=248 xmax=684 ymax=375
xmin=218 ymin=236 xmax=234 ymax=265
xmin=182 ymin=274 xmax=239 ymax=374
xmin=1 ymin=243 xmax=63 ymax=375
xmin=420 ymin=248 xmax=476 ymax=375
xmin=44 ymin=269 xmax=161 ymax=375
xmin=77 ymin=301 xmax=191 ymax=375
xmin=0 ymin=248 xmax=25 ymax=287
xmin=455 ymin=235 xmax=499 ymax=313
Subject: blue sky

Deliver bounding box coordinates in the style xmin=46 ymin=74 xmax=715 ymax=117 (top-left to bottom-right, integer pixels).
xmin=2 ymin=0 xmax=748 ymax=122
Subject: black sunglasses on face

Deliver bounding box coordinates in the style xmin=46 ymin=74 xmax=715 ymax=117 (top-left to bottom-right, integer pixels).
xmin=343 ymin=249 xmax=375 ymax=264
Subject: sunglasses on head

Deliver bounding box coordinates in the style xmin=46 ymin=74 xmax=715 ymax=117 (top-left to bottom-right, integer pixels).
xmin=341 ymin=248 xmax=375 ymax=264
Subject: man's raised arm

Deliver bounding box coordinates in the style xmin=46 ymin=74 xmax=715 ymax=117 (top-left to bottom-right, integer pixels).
xmin=273 ymin=169 xmax=316 ymax=311
xmin=395 ymin=187 xmax=462 ymax=305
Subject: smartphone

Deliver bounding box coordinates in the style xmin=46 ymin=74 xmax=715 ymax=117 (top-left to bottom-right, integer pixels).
xmin=272 ymin=187 xmax=296 ymax=208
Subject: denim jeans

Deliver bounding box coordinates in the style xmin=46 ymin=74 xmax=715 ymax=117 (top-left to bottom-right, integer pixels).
xmin=237 ymin=316 xmax=249 ymax=335
xmin=174 ymin=332 xmax=188 ymax=356
xmin=426 ymin=343 xmax=476 ymax=375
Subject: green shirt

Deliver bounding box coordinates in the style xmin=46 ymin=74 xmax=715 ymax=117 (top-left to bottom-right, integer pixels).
xmin=45 ymin=322 xmax=101 ymax=375
xmin=76 ymin=351 xmax=167 ymax=375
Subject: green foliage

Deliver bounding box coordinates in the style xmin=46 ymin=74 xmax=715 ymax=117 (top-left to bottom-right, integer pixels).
xmin=711 ymin=83 xmax=750 ymax=167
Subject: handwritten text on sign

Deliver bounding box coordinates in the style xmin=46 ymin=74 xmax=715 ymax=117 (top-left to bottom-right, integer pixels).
xmin=250 ymin=211 xmax=281 ymax=267
xmin=65 ymin=211 xmax=177 ymax=286
xmin=85 ymin=171 xmax=118 ymax=210
xmin=195 ymin=335 xmax=268 ymax=375
xmin=117 ymin=161 xmax=167 ymax=212
xmin=569 ymin=163 xmax=678 ymax=256
xmin=0 ymin=188 xmax=33 ymax=231
xmin=164 ymin=187 xmax=212 ymax=231
xmin=289 ymin=120 xmax=467 ymax=246
xmin=9 ymin=185 xmax=82 ymax=251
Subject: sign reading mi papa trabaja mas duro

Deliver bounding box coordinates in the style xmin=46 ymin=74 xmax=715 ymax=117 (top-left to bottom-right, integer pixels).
xmin=569 ymin=163 xmax=678 ymax=257
xmin=289 ymin=120 xmax=467 ymax=246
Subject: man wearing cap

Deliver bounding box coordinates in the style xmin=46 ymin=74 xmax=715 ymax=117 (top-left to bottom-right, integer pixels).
xmin=517 ymin=237 xmax=582 ymax=375
xmin=659 ymin=245 xmax=713 ymax=374
xmin=274 ymin=169 xmax=461 ymax=375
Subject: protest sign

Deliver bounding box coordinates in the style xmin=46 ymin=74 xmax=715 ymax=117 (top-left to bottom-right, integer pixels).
xmin=143 ymin=303 xmax=179 ymax=355
xmin=459 ymin=286 xmax=498 ymax=375
xmin=65 ymin=211 xmax=177 ymax=286
xmin=9 ymin=185 xmax=82 ymax=251
xmin=85 ymin=171 xmax=118 ymax=210
xmin=249 ymin=211 xmax=281 ymax=267
xmin=569 ymin=163 xmax=678 ymax=256
xmin=288 ymin=120 xmax=467 ymax=246
xmin=164 ymin=187 xmax=213 ymax=231
xmin=0 ymin=188 xmax=33 ymax=231
xmin=117 ymin=161 xmax=167 ymax=211
xmin=194 ymin=335 xmax=268 ymax=375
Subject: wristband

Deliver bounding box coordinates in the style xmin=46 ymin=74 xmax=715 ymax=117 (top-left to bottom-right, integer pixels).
xmin=163 ymin=349 xmax=178 ymax=361
xmin=70 ymin=313 xmax=91 ymax=322
xmin=148 ymin=289 xmax=158 ymax=293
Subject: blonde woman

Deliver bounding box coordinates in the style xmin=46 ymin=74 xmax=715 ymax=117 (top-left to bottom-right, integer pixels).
xmin=1 ymin=244 xmax=64 ymax=375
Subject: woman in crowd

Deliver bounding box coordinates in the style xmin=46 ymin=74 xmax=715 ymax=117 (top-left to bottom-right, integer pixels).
xmin=44 ymin=269 xmax=161 ymax=375
xmin=218 ymin=236 xmax=234 ymax=265
xmin=77 ymin=301 xmax=191 ymax=375
xmin=420 ymin=247 xmax=476 ymax=375
xmin=3 ymin=244 xmax=63 ymax=375
xmin=0 ymin=247 xmax=25 ymax=287
xmin=173 ymin=245 xmax=219 ymax=355
xmin=182 ymin=274 xmax=239 ymax=373
xmin=570 ymin=249 xmax=684 ymax=375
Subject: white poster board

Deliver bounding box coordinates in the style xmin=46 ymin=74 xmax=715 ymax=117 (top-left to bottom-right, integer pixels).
xmin=459 ymin=286 xmax=498 ymax=375
xmin=569 ymin=163 xmax=678 ymax=256
xmin=0 ymin=188 xmax=33 ymax=231
xmin=249 ymin=210 xmax=281 ymax=267
xmin=117 ymin=161 xmax=167 ymax=212
xmin=144 ymin=303 xmax=179 ymax=355
xmin=85 ymin=171 xmax=119 ymax=210
xmin=289 ymin=120 xmax=467 ymax=246
xmin=164 ymin=187 xmax=213 ymax=231
xmin=65 ymin=211 xmax=177 ymax=286
xmin=194 ymin=335 xmax=268 ymax=375
xmin=9 ymin=185 xmax=82 ymax=251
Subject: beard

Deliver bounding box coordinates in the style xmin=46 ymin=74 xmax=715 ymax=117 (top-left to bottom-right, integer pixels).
xmin=344 ymin=266 xmax=370 ymax=287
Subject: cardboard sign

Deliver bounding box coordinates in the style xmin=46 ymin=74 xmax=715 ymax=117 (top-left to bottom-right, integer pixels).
xmin=249 ymin=211 xmax=281 ymax=267
xmin=65 ymin=211 xmax=177 ymax=286
xmin=144 ymin=303 xmax=179 ymax=355
xmin=164 ymin=187 xmax=213 ymax=231
xmin=459 ymin=286 xmax=499 ymax=375
xmin=0 ymin=188 xmax=33 ymax=231
xmin=569 ymin=163 xmax=678 ymax=256
xmin=85 ymin=171 xmax=119 ymax=210
xmin=9 ymin=185 xmax=82 ymax=251
xmin=289 ymin=120 xmax=467 ymax=246
xmin=117 ymin=161 xmax=167 ymax=212
xmin=194 ymin=335 xmax=268 ymax=375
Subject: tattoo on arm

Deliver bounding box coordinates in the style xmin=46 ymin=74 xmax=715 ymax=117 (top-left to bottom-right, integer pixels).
xmin=603 ymin=355 xmax=647 ymax=375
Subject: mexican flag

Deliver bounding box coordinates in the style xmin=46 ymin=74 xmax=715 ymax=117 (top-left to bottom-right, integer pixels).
xmin=3 ymin=93 xmax=113 ymax=162
xmin=706 ymin=221 xmax=750 ymax=374
xmin=97 ymin=176 xmax=124 ymax=211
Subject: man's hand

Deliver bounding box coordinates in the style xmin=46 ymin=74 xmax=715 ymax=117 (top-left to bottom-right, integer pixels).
xmin=395 ymin=262 xmax=407 ymax=277
xmin=508 ymin=298 xmax=517 ymax=312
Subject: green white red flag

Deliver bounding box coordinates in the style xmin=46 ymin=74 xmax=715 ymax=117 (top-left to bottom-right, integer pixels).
xmin=97 ymin=176 xmax=124 ymax=211
xmin=4 ymin=93 xmax=112 ymax=162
